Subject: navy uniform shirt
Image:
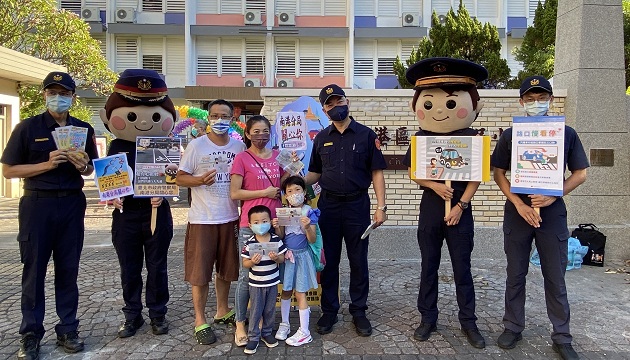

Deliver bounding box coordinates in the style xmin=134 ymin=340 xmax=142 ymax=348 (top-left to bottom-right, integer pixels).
xmin=1 ymin=111 xmax=98 ymax=191
xmin=309 ymin=117 xmax=387 ymax=193
xmin=490 ymin=125 xmax=589 ymax=204
xmin=402 ymin=128 xmax=478 ymax=192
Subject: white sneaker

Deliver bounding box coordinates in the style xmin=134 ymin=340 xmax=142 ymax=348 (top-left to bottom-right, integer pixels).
xmin=275 ymin=322 xmax=290 ymax=340
xmin=285 ymin=328 xmax=313 ymax=347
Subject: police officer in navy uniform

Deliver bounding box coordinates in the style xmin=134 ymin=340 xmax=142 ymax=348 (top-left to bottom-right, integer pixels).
xmin=1 ymin=72 xmax=98 ymax=360
xmin=491 ymin=76 xmax=588 ymax=360
xmin=305 ymin=84 xmax=387 ymax=337
xmin=100 ymin=69 xmax=175 ymax=339
xmin=402 ymin=58 xmax=488 ymax=348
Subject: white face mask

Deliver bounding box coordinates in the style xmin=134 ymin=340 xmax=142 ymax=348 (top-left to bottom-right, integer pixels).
xmin=523 ymin=100 xmax=550 ymax=116
xmin=286 ymin=192 xmax=305 ymax=207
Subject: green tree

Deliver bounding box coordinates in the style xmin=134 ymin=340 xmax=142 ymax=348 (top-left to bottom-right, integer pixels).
xmin=0 ymin=0 xmax=117 ymax=122
xmin=394 ymin=2 xmax=511 ymax=89
xmin=508 ymin=0 xmax=557 ymax=88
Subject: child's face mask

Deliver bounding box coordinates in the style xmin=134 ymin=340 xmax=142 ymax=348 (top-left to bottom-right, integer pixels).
xmin=250 ymin=222 xmax=271 ymax=235
xmin=286 ymin=192 xmax=305 ymax=207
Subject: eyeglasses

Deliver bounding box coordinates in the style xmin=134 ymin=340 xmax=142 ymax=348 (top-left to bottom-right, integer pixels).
xmin=523 ymin=95 xmax=551 ymax=104
xmin=45 ymin=90 xmax=73 ymax=97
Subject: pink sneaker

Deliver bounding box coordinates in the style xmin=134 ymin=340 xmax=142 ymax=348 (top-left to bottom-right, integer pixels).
xmin=285 ymin=328 xmax=313 ymax=347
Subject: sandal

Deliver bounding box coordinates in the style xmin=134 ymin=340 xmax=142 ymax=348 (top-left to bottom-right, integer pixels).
xmin=213 ymin=309 xmax=236 ymax=325
xmin=194 ymin=324 xmax=216 ymax=345
xmin=234 ymin=332 xmax=248 ymax=347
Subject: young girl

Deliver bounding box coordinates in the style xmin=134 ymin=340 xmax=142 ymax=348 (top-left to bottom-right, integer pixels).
xmin=271 ymin=176 xmax=320 ymax=346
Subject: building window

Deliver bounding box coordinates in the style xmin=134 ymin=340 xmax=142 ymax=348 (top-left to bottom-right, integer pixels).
xmin=246 ymin=40 xmax=265 ymax=74
xmin=143 ymin=0 xmax=163 ymax=12
xmin=60 ymin=0 xmax=81 ymax=12
xmin=197 ymin=56 xmax=218 ymax=75
xmin=143 ymin=55 xmax=163 ymax=72
xmin=276 ymin=41 xmax=296 ymax=76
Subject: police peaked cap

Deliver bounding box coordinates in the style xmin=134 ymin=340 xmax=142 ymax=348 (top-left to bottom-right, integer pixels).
xmin=405 ymin=57 xmax=488 ymax=90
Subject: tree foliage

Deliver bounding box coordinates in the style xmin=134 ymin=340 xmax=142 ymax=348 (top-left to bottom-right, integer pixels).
xmin=508 ymin=0 xmax=557 ymax=88
xmin=394 ymin=2 xmax=511 ymax=89
xmin=0 ymin=0 xmax=117 ymax=121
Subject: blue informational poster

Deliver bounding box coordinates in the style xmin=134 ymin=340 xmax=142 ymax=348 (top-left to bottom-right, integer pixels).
xmin=510 ymin=116 xmax=566 ymax=196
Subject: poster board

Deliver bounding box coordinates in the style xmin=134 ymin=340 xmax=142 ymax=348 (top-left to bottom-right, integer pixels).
xmin=134 ymin=136 xmax=181 ymax=197
xmin=410 ymin=136 xmax=491 ymax=181
xmin=510 ymin=116 xmax=565 ymax=196
xmin=92 ymin=153 xmax=134 ymax=201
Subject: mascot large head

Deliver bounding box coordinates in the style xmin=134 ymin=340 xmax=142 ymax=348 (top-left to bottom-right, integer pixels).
xmin=100 ymin=69 xmax=177 ymax=141
xmin=405 ymin=58 xmax=488 ymax=134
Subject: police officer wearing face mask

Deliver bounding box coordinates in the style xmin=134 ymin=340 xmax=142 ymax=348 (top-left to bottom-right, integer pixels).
xmin=491 ymin=76 xmax=589 ymax=360
xmin=304 ymin=84 xmax=387 ymax=337
xmin=1 ymin=71 xmax=98 ymax=360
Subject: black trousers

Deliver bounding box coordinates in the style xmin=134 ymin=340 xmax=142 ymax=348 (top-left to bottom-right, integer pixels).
xmin=416 ymin=190 xmax=477 ymax=329
xmin=502 ymin=198 xmax=572 ymax=344
xmin=111 ymin=201 xmax=173 ymax=320
xmin=317 ymin=192 xmax=371 ymax=317
xmin=18 ymin=192 xmax=86 ymax=338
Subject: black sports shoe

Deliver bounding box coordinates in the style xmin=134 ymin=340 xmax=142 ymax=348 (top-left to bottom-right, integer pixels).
xmin=315 ymin=313 xmax=338 ymax=335
xmin=352 ymin=315 xmax=373 ymax=337
xmin=244 ymin=340 xmax=259 ymax=354
xmin=413 ymin=322 xmax=437 ymax=341
xmin=56 ymin=330 xmax=84 ymax=353
xmin=17 ymin=333 xmax=40 ymax=360
xmin=261 ymin=334 xmax=279 ymax=348
xmin=461 ymin=327 xmax=485 ymax=349
xmin=150 ymin=317 xmax=169 ymax=335
xmin=118 ymin=316 xmax=145 ymax=338
xmin=552 ymin=342 xmax=579 ymax=360
xmin=497 ymin=329 xmax=522 ymax=349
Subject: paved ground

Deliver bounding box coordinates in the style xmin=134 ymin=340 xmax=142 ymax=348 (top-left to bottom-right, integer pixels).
xmin=0 ymin=182 xmax=628 ymax=359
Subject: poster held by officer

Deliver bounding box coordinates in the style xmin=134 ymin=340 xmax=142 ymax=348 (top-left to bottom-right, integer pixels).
xmin=93 ymin=153 xmax=134 ymax=201
xmin=510 ymin=116 xmax=565 ymax=197
xmin=134 ymin=136 xmax=181 ymax=197
xmin=410 ymin=136 xmax=491 ymax=181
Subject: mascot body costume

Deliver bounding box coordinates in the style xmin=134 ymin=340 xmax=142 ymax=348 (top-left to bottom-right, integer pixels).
xmin=401 ymin=58 xmax=488 ymax=348
xmin=100 ymin=69 xmax=176 ymax=338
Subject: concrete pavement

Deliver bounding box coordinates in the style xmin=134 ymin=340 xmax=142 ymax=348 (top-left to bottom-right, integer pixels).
xmin=0 ymin=182 xmax=628 ymax=359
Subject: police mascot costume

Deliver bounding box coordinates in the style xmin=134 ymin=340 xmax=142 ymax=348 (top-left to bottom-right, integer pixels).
xmin=402 ymin=58 xmax=488 ymax=348
xmin=100 ymin=69 xmax=176 ymax=338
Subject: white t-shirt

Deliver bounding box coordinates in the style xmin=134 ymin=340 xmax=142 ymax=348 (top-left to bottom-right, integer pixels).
xmin=179 ymin=136 xmax=246 ymax=224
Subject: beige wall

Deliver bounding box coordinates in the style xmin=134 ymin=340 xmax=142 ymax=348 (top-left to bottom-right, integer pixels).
xmin=261 ymin=89 xmax=567 ymax=227
xmin=0 ymin=78 xmax=22 ymax=198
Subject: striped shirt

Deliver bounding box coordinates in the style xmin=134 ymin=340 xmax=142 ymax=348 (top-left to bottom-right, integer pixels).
xmin=241 ymin=234 xmax=287 ymax=287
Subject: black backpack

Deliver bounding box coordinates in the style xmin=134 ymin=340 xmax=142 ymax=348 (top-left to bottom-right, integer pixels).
xmin=571 ymin=224 xmax=606 ymax=267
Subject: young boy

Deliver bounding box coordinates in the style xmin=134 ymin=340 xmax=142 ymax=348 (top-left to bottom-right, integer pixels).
xmin=241 ymin=205 xmax=286 ymax=354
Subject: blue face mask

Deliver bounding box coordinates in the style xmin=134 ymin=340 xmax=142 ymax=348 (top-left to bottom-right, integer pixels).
xmin=326 ymin=105 xmax=349 ymax=122
xmin=211 ymin=119 xmax=231 ymax=134
xmin=523 ymin=100 xmax=549 ymax=116
xmin=46 ymin=94 xmax=72 ymax=113
xmin=250 ymin=222 xmax=271 ymax=235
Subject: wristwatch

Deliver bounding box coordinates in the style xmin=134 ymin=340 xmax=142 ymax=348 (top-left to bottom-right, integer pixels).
xmin=458 ymin=201 xmax=469 ymax=210
xmin=377 ymin=205 xmax=388 ymax=213
xmin=80 ymin=164 xmax=88 ymax=173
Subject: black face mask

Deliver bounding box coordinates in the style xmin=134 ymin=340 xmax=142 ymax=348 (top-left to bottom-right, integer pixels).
xmin=250 ymin=133 xmax=270 ymax=149
xmin=327 ymin=105 xmax=349 ymax=122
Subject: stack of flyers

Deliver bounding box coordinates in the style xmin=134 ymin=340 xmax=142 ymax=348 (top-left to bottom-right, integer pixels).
xmin=200 ymin=154 xmax=228 ymax=174
xmin=52 ymin=126 xmax=88 ymax=151
xmin=276 ymin=149 xmax=304 ymax=175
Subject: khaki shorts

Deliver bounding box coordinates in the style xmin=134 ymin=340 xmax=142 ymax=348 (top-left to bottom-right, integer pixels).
xmin=184 ymin=221 xmax=240 ymax=285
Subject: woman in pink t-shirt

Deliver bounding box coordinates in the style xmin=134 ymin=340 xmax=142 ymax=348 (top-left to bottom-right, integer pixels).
xmin=230 ymin=115 xmax=286 ymax=346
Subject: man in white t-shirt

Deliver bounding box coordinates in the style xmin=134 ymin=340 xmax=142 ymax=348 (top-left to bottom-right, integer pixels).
xmin=176 ymin=100 xmax=246 ymax=345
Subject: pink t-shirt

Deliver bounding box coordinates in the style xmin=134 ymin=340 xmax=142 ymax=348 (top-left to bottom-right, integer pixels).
xmin=231 ymin=149 xmax=284 ymax=228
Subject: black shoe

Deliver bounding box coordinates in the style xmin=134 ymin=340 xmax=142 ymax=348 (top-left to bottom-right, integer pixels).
xmin=243 ymin=340 xmax=259 ymax=354
xmin=194 ymin=326 xmax=217 ymax=345
xmin=55 ymin=330 xmax=84 ymax=353
xmin=461 ymin=327 xmax=486 ymax=349
xmin=150 ymin=317 xmax=169 ymax=335
xmin=552 ymin=342 xmax=579 ymax=360
xmin=413 ymin=322 xmax=437 ymax=341
xmin=17 ymin=333 xmax=40 ymax=360
xmin=260 ymin=334 xmax=279 ymax=348
xmin=315 ymin=313 xmax=338 ymax=335
xmin=118 ymin=316 xmax=145 ymax=338
xmin=352 ymin=315 xmax=373 ymax=337
xmin=497 ymin=329 xmax=522 ymax=349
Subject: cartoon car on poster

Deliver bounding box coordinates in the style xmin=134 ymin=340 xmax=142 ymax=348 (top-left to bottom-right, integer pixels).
xmin=437 ymin=148 xmax=468 ymax=169
xmin=521 ymin=149 xmax=545 ymax=162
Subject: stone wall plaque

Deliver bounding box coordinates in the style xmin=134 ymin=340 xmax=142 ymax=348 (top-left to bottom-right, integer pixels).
xmin=590 ymin=149 xmax=614 ymax=167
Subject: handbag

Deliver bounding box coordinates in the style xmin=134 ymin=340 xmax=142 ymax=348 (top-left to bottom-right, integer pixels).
xmin=571 ymin=224 xmax=606 ymax=267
